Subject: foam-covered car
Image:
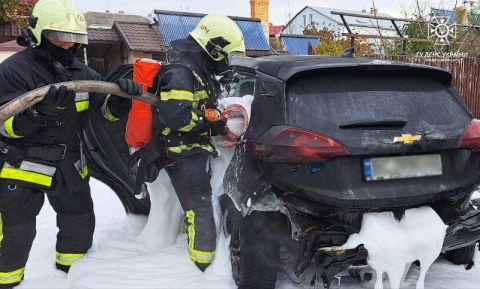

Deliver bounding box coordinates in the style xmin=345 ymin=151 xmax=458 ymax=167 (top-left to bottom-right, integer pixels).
xmin=82 ymin=56 xmax=480 ymax=289
xmin=220 ymin=56 xmax=480 ymax=289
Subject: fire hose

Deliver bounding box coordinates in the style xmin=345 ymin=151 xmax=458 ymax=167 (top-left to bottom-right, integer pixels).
xmin=0 ymin=80 xmax=159 ymax=124
xmin=213 ymin=104 xmax=249 ymax=148
xmin=0 ymin=80 xmax=249 ymax=148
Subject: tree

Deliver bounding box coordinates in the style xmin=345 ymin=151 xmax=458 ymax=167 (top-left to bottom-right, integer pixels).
xmin=269 ymin=37 xmax=284 ymax=53
xmin=387 ymin=21 xmax=434 ymax=55
xmin=0 ymin=0 xmax=21 ymax=23
xmin=303 ymin=27 xmax=373 ymax=56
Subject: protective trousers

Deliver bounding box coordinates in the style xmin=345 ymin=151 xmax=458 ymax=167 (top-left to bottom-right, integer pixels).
xmin=0 ymin=184 xmax=95 ymax=288
xmin=165 ymin=153 xmax=216 ymax=270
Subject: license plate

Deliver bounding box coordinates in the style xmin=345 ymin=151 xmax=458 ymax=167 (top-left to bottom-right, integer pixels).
xmin=363 ymin=154 xmax=442 ymax=181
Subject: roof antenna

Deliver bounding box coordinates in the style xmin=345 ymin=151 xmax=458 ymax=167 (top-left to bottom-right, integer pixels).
xmin=340 ymin=47 xmax=355 ymax=57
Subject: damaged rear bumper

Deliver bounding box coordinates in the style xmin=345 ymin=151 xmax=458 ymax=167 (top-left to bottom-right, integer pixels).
xmin=442 ymin=208 xmax=480 ymax=252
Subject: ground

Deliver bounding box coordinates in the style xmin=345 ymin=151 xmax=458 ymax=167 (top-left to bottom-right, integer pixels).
xmin=14 ymin=178 xmax=480 ymax=289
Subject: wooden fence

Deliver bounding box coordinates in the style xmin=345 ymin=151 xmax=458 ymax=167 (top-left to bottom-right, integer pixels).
xmin=370 ymin=55 xmax=480 ymax=117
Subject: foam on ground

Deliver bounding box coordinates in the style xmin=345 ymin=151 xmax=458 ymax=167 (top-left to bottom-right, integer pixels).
xmin=18 ymin=94 xmax=480 ymax=289
xmin=343 ymin=207 xmax=447 ymax=289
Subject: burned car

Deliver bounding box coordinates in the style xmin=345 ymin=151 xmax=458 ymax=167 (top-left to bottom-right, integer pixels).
xmin=220 ymin=56 xmax=480 ymax=289
xmin=81 ymin=56 xmax=480 ymax=289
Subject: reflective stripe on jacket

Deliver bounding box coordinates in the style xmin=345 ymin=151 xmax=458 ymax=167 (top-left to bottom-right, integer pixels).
xmin=156 ymin=62 xmax=216 ymax=155
xmin=0 ymin=47 xmax=126 ymax=192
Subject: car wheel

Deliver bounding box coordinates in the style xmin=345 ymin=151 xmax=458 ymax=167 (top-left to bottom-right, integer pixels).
xmin=445 ymin=244 xmax=476 ymax=267
xmin=237 ymin=211 xmax=280 ymax=289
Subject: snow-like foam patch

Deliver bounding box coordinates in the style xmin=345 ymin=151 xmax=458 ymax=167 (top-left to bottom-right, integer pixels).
xmin=137 ymin=95 xmax=254 ymax=251
xmin=59 ymin=96 xmax=253 ymax=288
xmin=343 ymin=207 xmax=447 ymax=289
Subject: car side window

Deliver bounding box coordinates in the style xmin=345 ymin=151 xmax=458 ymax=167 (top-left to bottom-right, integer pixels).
xmin=227 ymin=73 xmax=255 ymax=98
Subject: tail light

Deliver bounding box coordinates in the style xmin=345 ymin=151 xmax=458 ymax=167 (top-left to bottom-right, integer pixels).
xmin=248 ymin=125 xmax=349 ymax=162
xmin=458 ymin=119 xmax=480 ymax=152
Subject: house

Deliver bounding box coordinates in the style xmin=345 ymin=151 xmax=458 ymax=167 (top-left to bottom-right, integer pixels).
xmin=282 ymin=6 xmax=399 ymax=38
xmin=84 ymin=10 xmax=274 ymax=75
xmin=154 ymin=10 xmax=274 ymax=59
xmin=269 ymin=23 xmax=284 ymax=37
xmin=431 ymin=8 xmax=459 ymax=23
xmin=431 ymin=6 xmax=473 ymax=25
xmin=83 ymin=12 xmax=165 ymax=75
xmin=84 ymin=11 xmax=150 ymax=29
xmin=280 ymin=34 xmax=319 ymax=55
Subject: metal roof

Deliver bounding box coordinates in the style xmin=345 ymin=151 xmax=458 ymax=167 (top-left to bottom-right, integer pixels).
xmin=431 ymin=8 xmax=458 ymax=23
xmin=284 ymin=6 xmax=400 ymax=32
xmin=154 ymin=10 xmax=270 ymax=51
xmin=281 ymin=34 xmax=319 ymax=55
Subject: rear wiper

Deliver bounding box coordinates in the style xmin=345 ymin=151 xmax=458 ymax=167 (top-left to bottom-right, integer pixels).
xmin=340 ymin=118 xmax=407 ymax=129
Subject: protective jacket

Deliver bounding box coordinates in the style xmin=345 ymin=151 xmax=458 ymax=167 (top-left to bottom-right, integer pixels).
xmin=154 ymin=51 xmax=220 ymax=157
xmin=0 ymin=47 xmax=124 ymax=194
xmin=150 ymin=50 xmax=220 ymax=269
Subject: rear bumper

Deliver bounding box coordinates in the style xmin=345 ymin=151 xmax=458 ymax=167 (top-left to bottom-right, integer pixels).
xmin=261 ymin=150 xmax=480 ymax=209
xmin=442 ymin=208 xmax=480 ymax=252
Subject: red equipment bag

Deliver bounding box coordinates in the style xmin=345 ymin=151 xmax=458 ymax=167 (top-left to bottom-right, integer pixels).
xmin=125 ymin=58 xmax=161 ymax=148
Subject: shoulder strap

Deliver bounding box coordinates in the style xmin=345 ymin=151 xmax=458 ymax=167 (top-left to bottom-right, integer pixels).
xmin=153 ymin=63 xmax=218 ymax=104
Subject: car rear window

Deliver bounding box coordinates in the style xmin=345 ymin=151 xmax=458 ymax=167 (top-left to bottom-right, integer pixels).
xmin=287 ymin=70 xmax=471 ymax=135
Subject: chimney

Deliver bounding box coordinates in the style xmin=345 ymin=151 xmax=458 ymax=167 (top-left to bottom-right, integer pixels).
xmin=250 ymin=0 xmax=269 ymax=39
xmin=362 ymin=7 xmax=367 ymax=13
xmin=370 ymin=7 xmax=379 ymax=15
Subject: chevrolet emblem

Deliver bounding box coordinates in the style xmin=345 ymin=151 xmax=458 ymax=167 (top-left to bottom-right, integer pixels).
xmin=393 ymin=134 xmax=422 ymax=144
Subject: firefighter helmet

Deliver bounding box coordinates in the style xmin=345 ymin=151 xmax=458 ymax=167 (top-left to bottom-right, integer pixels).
xmin=29 ymin=0 xmax=88 ymax=46
xmin=189 ymin=14 xmax=245 ymax=62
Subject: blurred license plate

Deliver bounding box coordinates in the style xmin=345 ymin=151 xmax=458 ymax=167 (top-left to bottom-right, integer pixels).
xmin=363 ymin=154 xmax=442 ymax=181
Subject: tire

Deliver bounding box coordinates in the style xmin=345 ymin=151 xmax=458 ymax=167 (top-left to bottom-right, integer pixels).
xmin=239 ymin=238 xmax=279 ymax=289
xmin=445 ymin=244 xmax=476 ymax=266
xmin=237 ymin=211 xmax=281 ymax=289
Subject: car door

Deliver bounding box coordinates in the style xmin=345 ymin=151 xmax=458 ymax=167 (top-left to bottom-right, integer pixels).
xmin=82 ymin=64 xmax=151 ymax=214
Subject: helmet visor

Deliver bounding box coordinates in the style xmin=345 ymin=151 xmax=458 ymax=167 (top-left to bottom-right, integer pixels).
xmin=43 ymin=30 xmax=88 ymax=45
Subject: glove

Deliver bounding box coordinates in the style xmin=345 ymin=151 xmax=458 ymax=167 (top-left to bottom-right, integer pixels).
xmin=129 ymin=145 xmax=164 ymax=171
xmin=108 ymin=95 xmax=132 ymax=117
xmin=116 ymin=79 xmax=142 ymax=95
xmin=130 ymin=136 xmax=168 ymax=198
xmin=129 ymin=135 xmax=167 ymax=184
xmin=207 ymin=119 xmax=228 ymax=136
xmin=36 ymin=85 xmax=74 ymax=116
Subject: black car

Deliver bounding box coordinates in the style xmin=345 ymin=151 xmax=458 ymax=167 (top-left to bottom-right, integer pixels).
xmin=83 ymin=56 xmax=480 ymax=289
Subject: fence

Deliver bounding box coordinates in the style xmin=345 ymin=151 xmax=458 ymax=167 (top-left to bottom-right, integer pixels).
xmin=369 ymin=55 xmax=480 ymax=117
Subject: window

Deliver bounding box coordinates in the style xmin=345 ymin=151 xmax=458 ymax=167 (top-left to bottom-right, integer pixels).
xmin=310 ymin=14 xmax=314 ymax=25
xmin=303 ymin=15 xmax=306 ymax=26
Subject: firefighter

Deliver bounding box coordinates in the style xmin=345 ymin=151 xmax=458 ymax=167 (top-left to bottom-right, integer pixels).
xmin=0 ymin=0 xmax=140 ymax=287
xmin=131 ymin=13 xmax=245 ymax=271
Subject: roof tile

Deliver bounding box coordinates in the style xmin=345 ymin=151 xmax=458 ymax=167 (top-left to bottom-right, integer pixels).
xmin=114 ymin=22 xmax=165 ymax=53
xmin=87 ymin=28 xmax=120 ymax=43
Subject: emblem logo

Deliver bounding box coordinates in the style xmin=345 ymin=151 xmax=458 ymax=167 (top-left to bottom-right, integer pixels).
xmin=200 ymin=24 xmax=210 ymax=34
xmin=428 ymin=15 xmax=457 ymax=47
xmin=393 ymin=134 xmax=422 ymax=144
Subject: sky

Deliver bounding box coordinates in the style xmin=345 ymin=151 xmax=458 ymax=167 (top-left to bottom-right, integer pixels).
xmin=69 ymin=0 xmax=469 ymax=25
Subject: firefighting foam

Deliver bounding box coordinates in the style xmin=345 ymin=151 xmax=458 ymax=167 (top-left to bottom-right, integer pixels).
xmin=343 ymin=207 xmax=447 ymax=289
